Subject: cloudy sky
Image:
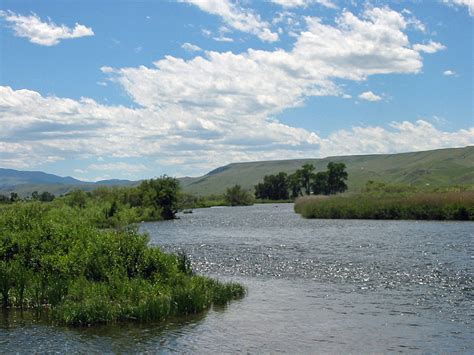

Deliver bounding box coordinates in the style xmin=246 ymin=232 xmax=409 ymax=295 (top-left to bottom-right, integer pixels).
xmin=0 ymin=0 xmax=473 ymax=181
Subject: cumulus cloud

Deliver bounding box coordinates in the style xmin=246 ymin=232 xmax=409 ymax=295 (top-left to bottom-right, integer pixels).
xmin=443 ymin=69 xmax=456 ymax=76
xmin=0 ymin=10 xmax=94 ymax=46
xmin=1 ymin=86 xmax=472 ymax=176
xmin=103 ymin=7 xmax=430 ymax=118
xmin=442 ymin=0 xmax=474 ymax=16
xmin=271 ymin=0 xmax=338 ymax=9
xmin=182 ymin=42 xmax=202 ymax=52
xmin=358 ymin=91 xmax=382 ymax=102
xmin=181 ymin=0 xmax=279 ymax=42
xmin=0 ymin=85 xmax=319 ymax=172
xmin=413 ymin=40 xmax=446 ymax=53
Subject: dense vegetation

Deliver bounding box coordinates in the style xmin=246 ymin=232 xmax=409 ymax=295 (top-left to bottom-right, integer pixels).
xmin=294 ymin=183 xmax=474 ymax=220
xmin=0 ymin=178 xmax=245 ymax=326
xmin=255 ymin=162 xmax=348 ymax=200
xmin=224 ymin=185 xmax=254 ymax=206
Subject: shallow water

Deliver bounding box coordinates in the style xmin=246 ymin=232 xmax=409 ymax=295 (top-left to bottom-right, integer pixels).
xmin=1 ymin=203 xmax=473 ymax=352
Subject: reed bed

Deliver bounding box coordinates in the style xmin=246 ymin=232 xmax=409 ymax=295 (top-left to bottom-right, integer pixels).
xmin=294 ymin=191 xmax=474 ymax=220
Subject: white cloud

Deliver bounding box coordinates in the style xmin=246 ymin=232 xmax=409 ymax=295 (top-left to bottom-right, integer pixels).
xmin=0 ymin=10 xmax=94 ymax=46
xmin=1 ymin=86 xmax=472 ymax=176
xmin=443 ymin=69 xmax=456 ymax=76
xmin=182 ymin=42 xmax=202 ymax=52
xmin=413 ymin=40 xmax=446 ymax=53
xmin=358 ymin=91 xmax=382 ymax=102
xmin=181 ymin=0 xmax=279 ymax=42
xmin=318 ymin=120 xmax=474 ymax=157
xmin=104 ymin=7 xmax=429 ymax=118
xmin=271 ymin=0 xmax=338 ymax=9
xmin=442 ymin=0 xmax=474 ymax=16
xmin=402 ymin=9 xmax=427 ymax=32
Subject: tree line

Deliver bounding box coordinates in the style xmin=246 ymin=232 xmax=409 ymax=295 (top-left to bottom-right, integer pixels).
xmin=255 ymin=162 xmax=348 ymax=200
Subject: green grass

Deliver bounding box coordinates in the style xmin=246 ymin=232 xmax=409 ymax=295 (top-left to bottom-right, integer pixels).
xmin=0 ymin=202 xmax=245 ymax=326
xmin=294 ymin=191 xmax=474 ymax=220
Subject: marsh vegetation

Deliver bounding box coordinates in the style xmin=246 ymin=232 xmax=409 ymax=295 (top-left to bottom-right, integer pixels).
xmin=294 ymin=185 xmax=474 ymax=220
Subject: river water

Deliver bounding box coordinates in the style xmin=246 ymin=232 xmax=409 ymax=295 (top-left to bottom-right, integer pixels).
xmin=1 ymin=203 xmax=473 ymax=352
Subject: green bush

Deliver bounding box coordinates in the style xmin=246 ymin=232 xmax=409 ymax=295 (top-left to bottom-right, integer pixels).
xmin=0 ymin=202 xmax=245 ymax=326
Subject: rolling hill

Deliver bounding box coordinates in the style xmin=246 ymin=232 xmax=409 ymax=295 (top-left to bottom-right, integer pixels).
xmin=1 ymin=146 xmax=473 ymax=197
xmin=179 ymin=146 xmax=474 ymax=196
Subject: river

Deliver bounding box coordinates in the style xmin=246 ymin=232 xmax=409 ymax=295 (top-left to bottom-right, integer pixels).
xmin=1 ymin=203 xmax=472 ymax=352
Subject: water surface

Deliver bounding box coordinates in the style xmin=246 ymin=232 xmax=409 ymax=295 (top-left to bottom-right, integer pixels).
xmin=1 ymin=204 xmax=472 ymax=352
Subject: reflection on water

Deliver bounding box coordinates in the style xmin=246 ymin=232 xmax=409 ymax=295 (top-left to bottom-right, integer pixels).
xmin=1 ymin=204 xmax=473 ymax=352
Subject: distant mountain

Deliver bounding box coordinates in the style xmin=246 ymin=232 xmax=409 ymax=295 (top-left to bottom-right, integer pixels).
xmin=0 ymin=168 xmax=135 ymax=196
xmin=2 ymin=146 xmax=473 ymax=197
xmin=0 ymin=168 xmax=84 ymax=189
xmin=179 ymin=146 xmax=474 ymax=196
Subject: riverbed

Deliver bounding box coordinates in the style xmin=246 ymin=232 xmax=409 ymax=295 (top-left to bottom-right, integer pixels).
xmin=1 ymin=203 xmax=472 ymax=352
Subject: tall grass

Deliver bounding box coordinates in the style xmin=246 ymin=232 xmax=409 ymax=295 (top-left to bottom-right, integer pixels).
xmin=294 ymin=191 xmax=474 ymax=220
xmin=0 ymin=202 xmax=245 ymax=326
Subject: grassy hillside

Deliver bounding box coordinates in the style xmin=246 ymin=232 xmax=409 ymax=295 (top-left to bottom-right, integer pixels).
xmin=180 ymin=146 xmax=474 ymax=196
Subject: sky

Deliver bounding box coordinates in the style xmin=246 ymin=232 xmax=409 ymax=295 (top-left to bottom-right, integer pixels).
xmin=0 ymin=0 xmax=473 ymax=181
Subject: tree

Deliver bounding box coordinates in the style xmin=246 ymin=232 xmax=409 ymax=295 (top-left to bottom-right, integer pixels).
xmin=311 ymin=171 xmax=329 ymax=195
xmin=67 ymin=190 xmax=88 ymax=208
xmin=255 ymin=172 xmax=289 ymax=200
xmin=39 ymin=191 xmax=55 ymax=202
xmin=9 ymin=192 xmax=20 ymax=203
xmin=287 ymin=171 xmax=302 ymax=198
xmin=298 ymin=164 xmax=315 ymax=195
xmin=224 ymin=185 xmax=253 ymax=206
xmin=326 ymin=162 xmax=348 ymax=194
xmin=137 ymin=176 xmax=180 ymax=220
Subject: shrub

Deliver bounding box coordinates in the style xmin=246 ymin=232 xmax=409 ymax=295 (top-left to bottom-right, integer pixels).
xmin=0 ymin=202 xmax=245 ymax=326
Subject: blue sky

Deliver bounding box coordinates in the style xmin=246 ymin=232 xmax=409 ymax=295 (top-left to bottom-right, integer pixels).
xmin=0 ymin=0 xmax=472 ymax=181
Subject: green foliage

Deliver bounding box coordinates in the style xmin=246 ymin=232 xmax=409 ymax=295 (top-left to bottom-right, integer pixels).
xmin=224 ymin=185 xmax=253 ymax=206
xmin=0 ymin=202 xmax=245 ymax=326
xmin=253 ymin=162 xmax=348 ymax=200
xmin=311 ymin=172 xmax=328 ymax=195
xmin=299 ymin=164 xmax=315 ymax=195
xmin=288 ymin=171 xmax=302 ymax=198
xmin=10 ymin=192 xmax=20 ymax=203
xmin=255 ymin=172 xmax=289 ymax=200
xmin=39 ymin=191 xmax=55 ymax=202
xmin=326 ymin=162 xmax=348 ymax=194
xmin=136 ymin=176 xmax=179 ymax=220
xmin=294 ymin=191 xmax=474 ymax=220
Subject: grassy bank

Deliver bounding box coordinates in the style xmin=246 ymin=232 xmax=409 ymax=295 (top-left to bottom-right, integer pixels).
xmin=294 ymin=191 xmax=474 ymax=220
xmin=0 ymin=202 xmax=245 ymax=326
